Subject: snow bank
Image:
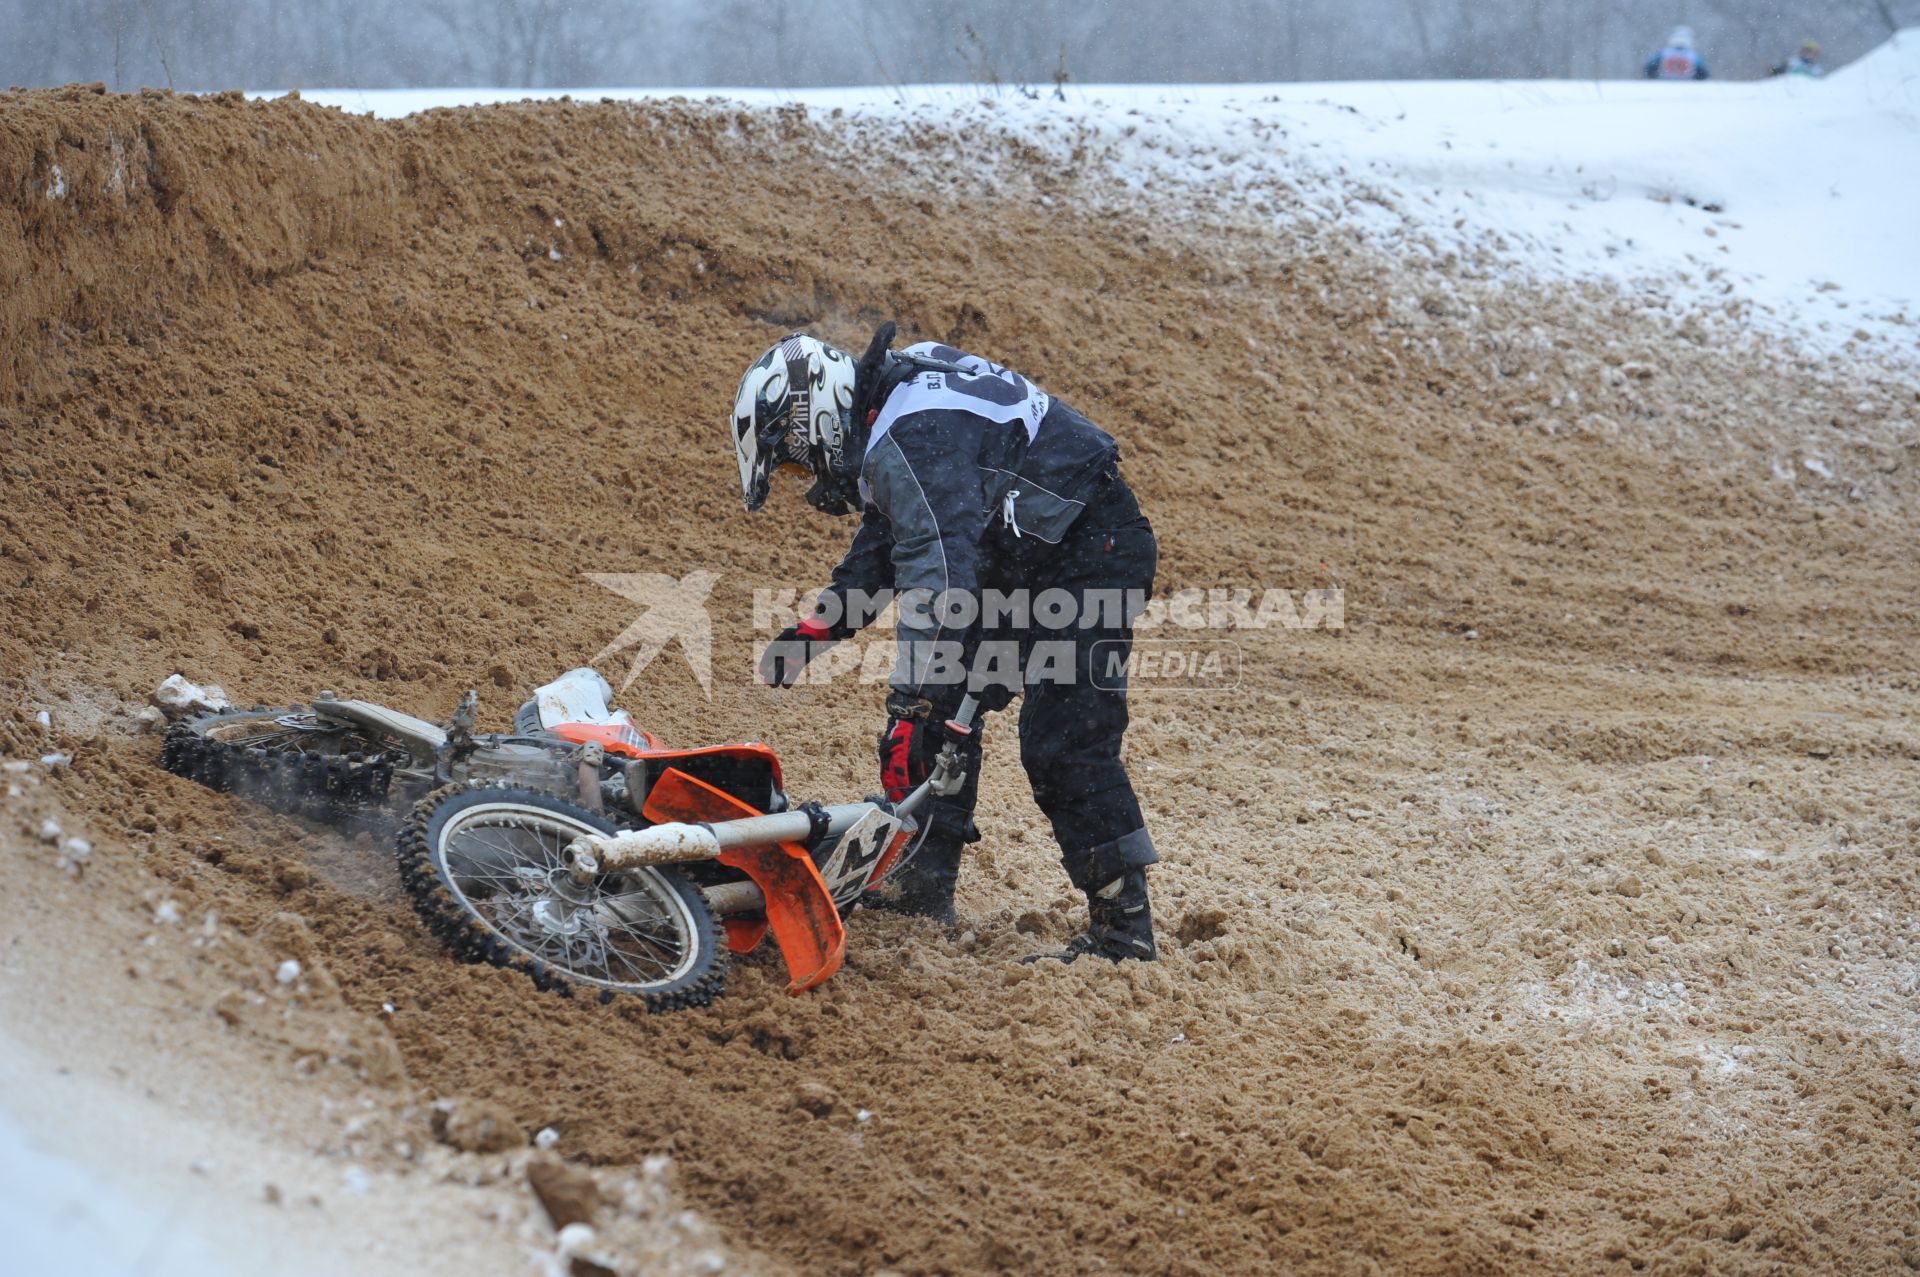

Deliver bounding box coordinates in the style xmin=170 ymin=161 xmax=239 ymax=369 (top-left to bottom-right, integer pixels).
xmin=0 ymin=1106 xmax=240 ymax=1277
xmin=275 ymin=31 xmax=1919 ymax=354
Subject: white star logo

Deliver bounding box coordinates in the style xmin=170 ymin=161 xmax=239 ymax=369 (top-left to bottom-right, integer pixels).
xmin=583 ymin=571 xmax=721 ymax=697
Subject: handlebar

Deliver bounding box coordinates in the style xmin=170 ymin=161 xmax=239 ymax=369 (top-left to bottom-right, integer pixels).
xmin=892 ymin=692 xmax=979 ymax=817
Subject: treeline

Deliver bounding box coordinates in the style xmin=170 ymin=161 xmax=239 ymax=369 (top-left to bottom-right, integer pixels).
xmin=1 ymin=0 xmax=1904 ymax=92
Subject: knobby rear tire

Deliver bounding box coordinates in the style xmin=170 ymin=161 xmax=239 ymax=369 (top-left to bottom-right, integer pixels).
xmin=161 ymin=706 xmax=400 ymax=822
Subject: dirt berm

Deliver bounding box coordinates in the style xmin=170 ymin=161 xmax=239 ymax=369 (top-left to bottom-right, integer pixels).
xmin=2 ymin=84 xmax=1918 ymax=1275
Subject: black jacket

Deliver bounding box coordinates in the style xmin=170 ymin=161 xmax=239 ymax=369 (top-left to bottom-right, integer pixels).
xmin=819 ymin=342 xmax=1120 ymax=694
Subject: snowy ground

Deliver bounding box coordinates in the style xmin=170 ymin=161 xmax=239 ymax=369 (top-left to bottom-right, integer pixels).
xmin=273 ymin=29 xmax=1920 ymax=357
xmin=0 ymin=1102 xmax=238 ymax=1277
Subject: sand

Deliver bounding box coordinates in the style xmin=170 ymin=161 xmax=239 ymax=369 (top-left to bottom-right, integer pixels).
xmin=2 ymin=84 xmax=1917 ymax=1275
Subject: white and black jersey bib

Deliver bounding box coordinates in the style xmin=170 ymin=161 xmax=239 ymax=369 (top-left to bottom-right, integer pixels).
xmin=866 ymin=343 xmax=1051 ymax=455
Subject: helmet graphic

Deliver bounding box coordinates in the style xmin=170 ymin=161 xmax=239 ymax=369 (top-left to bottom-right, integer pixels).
xmin=731 ymin=333 xmax=859 ymax=514
xmin=1668 ymin=26 xmax=1695 ymax=50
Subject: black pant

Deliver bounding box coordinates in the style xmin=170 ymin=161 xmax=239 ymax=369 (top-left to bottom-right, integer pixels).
xmin=929 ymin=471 xmax=1160 ymax=893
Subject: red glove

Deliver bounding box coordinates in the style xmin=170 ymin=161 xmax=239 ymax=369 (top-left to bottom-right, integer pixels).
xmin=877 ymin=694 xmax=935 ymax=801
xmin=759 ymin=617 xmax=834 ymax=687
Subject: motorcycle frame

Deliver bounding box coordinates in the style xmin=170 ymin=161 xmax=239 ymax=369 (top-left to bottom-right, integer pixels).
xmin=310 ymin=689 xmax=982 ymax=997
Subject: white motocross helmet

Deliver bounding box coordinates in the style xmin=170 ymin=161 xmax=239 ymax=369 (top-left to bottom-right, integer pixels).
xmin=732 ymin=333 xmax=859 ymax=514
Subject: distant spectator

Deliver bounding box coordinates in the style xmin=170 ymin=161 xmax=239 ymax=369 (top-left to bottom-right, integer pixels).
xmin=1645 ymin=26 xmax=1710 ymax=81
xmin=1772 ymin=39 xmax=1824 ymax=78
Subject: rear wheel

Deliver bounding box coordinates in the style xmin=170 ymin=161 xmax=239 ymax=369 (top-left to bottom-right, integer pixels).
xmin=396 ymin=785 xmax=727 ymax=1009
xmin=162 ymin=707 xmax=405 ymax=820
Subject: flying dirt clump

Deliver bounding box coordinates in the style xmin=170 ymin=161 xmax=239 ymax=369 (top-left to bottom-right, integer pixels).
xmin=431 ymin=1098 xmax=526 ymax=1155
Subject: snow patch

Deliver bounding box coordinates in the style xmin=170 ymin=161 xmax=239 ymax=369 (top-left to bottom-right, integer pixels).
xmin=152 ymin=674 xmax=231 ymax=715
xmin=57 ymin=837 xmax=92 ymax=876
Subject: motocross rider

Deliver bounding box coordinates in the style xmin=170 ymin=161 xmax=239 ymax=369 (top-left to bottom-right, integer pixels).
xmin=732 ymin=323 xmax=1159 ymax=963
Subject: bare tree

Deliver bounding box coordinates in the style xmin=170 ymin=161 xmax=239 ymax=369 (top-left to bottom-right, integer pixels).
xmin=0 ymin=0 xmax=1900 ymax=93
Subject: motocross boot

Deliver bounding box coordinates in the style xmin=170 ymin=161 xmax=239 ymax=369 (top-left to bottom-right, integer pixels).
xmin=1024 ymin=868 xmax=1158 ymax=964
xmin=865 ymin=830 xmax=963 ymax=925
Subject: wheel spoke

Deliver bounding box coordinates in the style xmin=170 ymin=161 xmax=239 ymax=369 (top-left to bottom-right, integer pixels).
xmin=604 ymin=920 xmax=687 ymax=974
xmin=450 ymin=826 xmax=562 ymax=885
xmin=602 ymin=909 xmax=682 ymax=948
xmin=603 ymin=943 xmax=662 ymax=982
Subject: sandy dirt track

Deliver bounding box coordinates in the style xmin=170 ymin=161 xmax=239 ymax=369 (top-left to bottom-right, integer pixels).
xmin=3 ymin=84 xmax=1919 ymax=1275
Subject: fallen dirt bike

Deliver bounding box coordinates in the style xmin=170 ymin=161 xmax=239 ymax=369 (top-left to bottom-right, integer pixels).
xmin=161 ymin=669 xmax=979 ymax=1010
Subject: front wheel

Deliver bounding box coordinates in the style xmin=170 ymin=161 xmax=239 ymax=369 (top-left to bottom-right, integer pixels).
xmin=396 ymin=785 xmax=727 ymax=1009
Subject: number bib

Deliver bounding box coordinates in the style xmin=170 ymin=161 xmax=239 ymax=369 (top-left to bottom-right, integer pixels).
xmin=866 ymin=345 xmax=1050 ymax=452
